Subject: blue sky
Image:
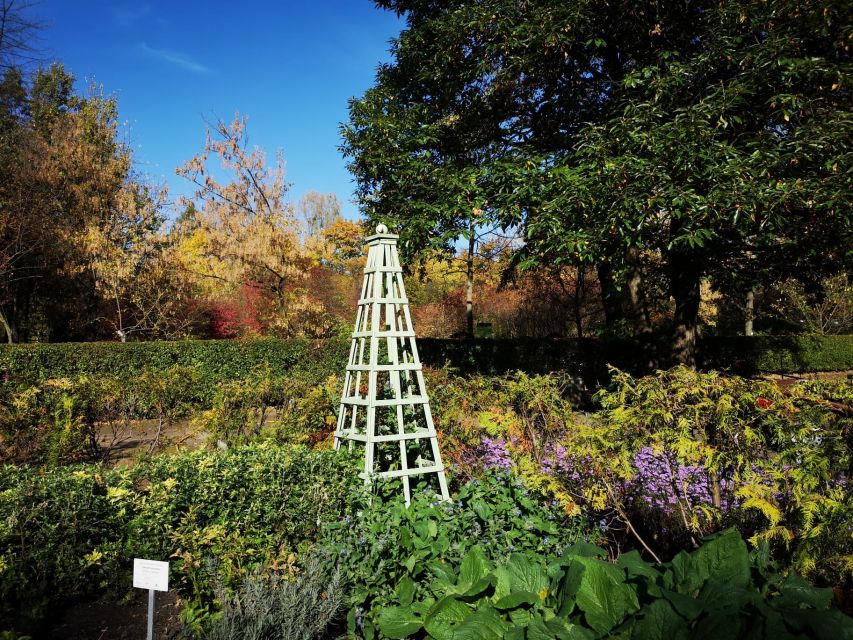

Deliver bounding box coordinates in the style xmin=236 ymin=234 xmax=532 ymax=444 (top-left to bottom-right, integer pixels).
xmin=35 ymin=1 xmax=403 ymax=219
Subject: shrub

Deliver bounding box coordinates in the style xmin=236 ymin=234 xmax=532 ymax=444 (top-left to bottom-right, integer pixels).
xmin=1 ymin=334 xmax=848 ymax=393
xmin=701 ymin=334 xmax=853 ymax=373
xmin=0 ymin=378 xmax=100 ymax=464
xmin=426 ymin=369 xmax=585 ymax=514
xmin=0 ymin=337 xmax=350 ymax=393
xmin=0 ymin=444 xmax=362 ymax=632
xmin=554 ymin=367 xmax=853 ymax=583
xmin=0 ymin=366 xmax=204 ymax=464
xmin=195 ymin=368 xmax=339 ymax=448
xmin=418 ymin=335 xmax=853 ymax=377
xmin=0 ymin=366 xmax=340 ymax=463
xmin=433 ymin=367 xmax=852 ymax=585
xmin=206 ymin=554 xmax=346 ymax=640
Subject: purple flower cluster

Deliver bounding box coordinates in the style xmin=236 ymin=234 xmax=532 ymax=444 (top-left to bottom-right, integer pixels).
xmin=540 ymin=444 xmax=595 ymax=486
xmin=629 ymin=447 xmax=737 ymax=512
xmin=479 ymin=436 xmax=514 ymax=469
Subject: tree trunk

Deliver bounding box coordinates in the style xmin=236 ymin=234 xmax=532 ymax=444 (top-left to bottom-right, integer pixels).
xmin=597 ymin=262 xmax=624 ymax=327
xmin=670 ymin=254 xmax=701 ymax=368
xmin=0 ymin=308 xmax=13 ymax=343
xmin=465 ymin=224 xmax=474 ymax=339
xmin=625 ymin=247 xmax=652 ymax=333
xmin=744 ymin=289 xmax=754 ymax=336
xmin=574 ymin=265 xmax=585 ymax=339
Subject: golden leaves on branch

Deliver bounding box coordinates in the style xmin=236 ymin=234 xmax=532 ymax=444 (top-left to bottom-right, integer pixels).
xmin=174 ymin=114 xmax=347 ymax=338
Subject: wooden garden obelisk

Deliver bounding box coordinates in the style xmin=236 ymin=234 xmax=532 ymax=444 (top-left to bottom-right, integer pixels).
xmin=334 ymin=224 xmax=450 ymax=504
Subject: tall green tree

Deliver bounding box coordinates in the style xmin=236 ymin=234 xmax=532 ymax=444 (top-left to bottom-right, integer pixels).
xmin=347 ymin=0 xmax=851 ymax=362
xmin=522 ymin=0 xmax=851 ymax=363
xmin=343 ymin=0 xmax=705 ymax=339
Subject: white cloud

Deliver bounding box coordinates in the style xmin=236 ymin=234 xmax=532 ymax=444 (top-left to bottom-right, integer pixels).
xmin=138 ymin=43 xmax=210 ymax=74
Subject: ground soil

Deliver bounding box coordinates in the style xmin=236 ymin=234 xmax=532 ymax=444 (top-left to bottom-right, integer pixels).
xmin=46 ymin=590 xmax=184 ymax=640
xmin=97 ymin=417 xmax=207 ymax=467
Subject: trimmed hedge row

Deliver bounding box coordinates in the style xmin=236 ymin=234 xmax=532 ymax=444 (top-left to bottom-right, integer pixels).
xmin=701 ymin=334 xmax=853 ymax=374
xmin=418 ymin=334 xmax=853 ymax=377
xmin=0 ymin=334 xmax=849 ymax=384
xmin=0 ymin=336 xmax=350 ymax=384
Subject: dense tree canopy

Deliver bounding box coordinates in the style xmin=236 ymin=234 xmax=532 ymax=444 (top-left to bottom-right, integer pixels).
xmin=345 ymin=0 xmax=852 ymax=363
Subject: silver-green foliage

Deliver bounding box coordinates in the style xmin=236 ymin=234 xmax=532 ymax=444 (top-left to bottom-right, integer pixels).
xmin=206 ymin=555 xmax=345 ymax=640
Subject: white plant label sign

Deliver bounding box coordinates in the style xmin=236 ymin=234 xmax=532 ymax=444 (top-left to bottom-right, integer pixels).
xmin=133 ymin=558 xmax=169 ymax=592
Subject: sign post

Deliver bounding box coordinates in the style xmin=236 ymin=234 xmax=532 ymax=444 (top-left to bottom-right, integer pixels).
xmin=133 ymin=559 xmax=169 ymax=640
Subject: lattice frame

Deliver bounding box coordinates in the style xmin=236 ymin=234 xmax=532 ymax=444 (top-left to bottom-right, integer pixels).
xmin=333 ymin=225 xmax=450 ymax=504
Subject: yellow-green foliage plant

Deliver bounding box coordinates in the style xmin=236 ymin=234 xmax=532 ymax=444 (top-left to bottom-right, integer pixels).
xmin=193 ymin=366 xmax=338 ymax=448
xmin=588 ymin=367 xmax=852 ymax=584
xmin=425 ymin=368 xmax=582 ymax=515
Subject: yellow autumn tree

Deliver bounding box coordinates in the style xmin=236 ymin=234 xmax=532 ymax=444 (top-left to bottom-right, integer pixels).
xmin=175 ymin=114 xmax=328 ymax=337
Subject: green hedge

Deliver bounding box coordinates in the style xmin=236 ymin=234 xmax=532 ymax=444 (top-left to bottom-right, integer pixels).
xmin=419 ymin=334 xmax=853 ymax=377
xmin=0 ymin=336 xmax=350 ymax=384
xmin=0 ymin=334 xmax=849 ymax=385
xmin=700 ymin=334 xmax=853 ymax=374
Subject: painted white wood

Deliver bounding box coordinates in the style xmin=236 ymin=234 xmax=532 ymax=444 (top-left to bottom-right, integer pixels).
xmin=334 ymin=225 xmax=451 ymax=504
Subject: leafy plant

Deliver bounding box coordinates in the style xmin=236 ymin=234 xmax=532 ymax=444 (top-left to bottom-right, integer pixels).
xmin=320 ymin=469 xmax=588 ymax=637
xmin=379 ymin=529 xmax=853 ymax=639
xmin=0 ymin=444 xmax=362 ymax=632
xmin=577 ymin=367 xmax=852 ymax=581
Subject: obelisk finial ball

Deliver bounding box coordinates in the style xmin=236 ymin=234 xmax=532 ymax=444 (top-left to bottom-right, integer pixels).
xmin=376 ymin=223 xmax=389 ymax=234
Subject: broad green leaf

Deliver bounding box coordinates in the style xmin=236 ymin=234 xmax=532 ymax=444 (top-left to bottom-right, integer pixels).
xmin=557 ymin=561 xmax=583 ymax=617
xmin=403 ymin=553 xmax=420 ymax=573
xmin=347 ymin=607 xmax=358 ymax=637
xmin=672 ymin=529 xmax=749 ymax=594
xmin=413 ymin=535 xmax=431 ymax=550
xmin=699 ymin=578 xmax=760 ymax=612
xmin=378 ymin=605 xmax=424 ymax=639
xmin=692 ymin=611 xmax=743 ymax=640
xmin=451 ymin=605 xmax=509 ymax=640
xmin=493 ymin=554 xmax=550 ymax=602
xmin=474 ymin=502 xmax=492 ymax=521
xmin=455 ymin=546 xmax=492 ymax=594
xmin=662 ymin=589 xmax=702 ymax=622
xmin=424 ymin=596 xmax=470 ymax=640
xmin=429 ymin=560 xmax=456 ymax=585
xmin=777 ymin=572 xmax=833 ymax=610
xmin=494 ymin=591 xmax=540 ymax=610
xmin=532 ymin=613 xmax=596 ymax=640
xmin=414 ymin=520 xmax=429 ymax=539
xmin=782 ymin=609 xmax=853 ymax=640
xmin=631 ymin=600 xmax=689 ymax=640
xmin=504 ymin=628 xmax=525 ymax=640
xmin=412 ymin=596 xmax=435 ymax=616
xmin=508 ymin=607 xmax=533 ymax=627
xmin=527 ymin=613 xmax=556 ymax=640
xmin=461 ymin=575 xmax=495 ymax=599
xmin=572 ymin=557 xmax=640 ymax=635
xmin=618 ymin=550 xmax=661 ymax=582
xmin=363 ymin=617 xmax=376 ymax=640
xmin=395 ymin=576 xmax=416 ymax=606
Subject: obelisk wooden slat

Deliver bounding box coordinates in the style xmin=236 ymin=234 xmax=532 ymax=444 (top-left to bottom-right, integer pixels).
xmin=334 ymin=224 xmax=450 ymax=504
